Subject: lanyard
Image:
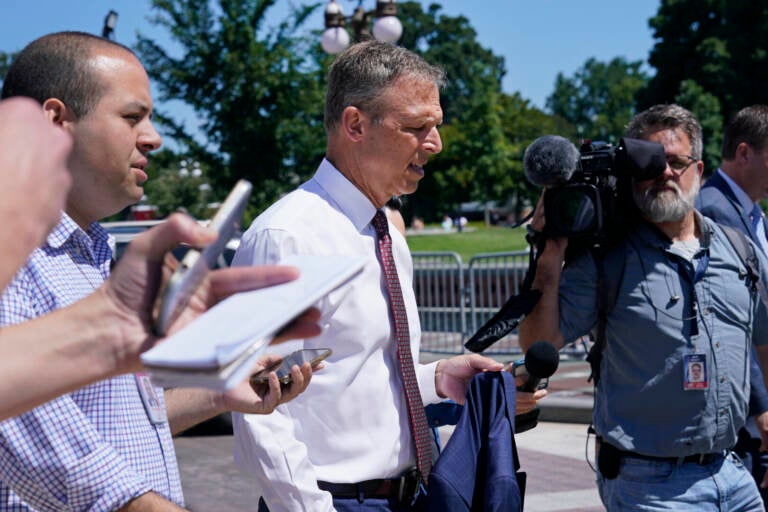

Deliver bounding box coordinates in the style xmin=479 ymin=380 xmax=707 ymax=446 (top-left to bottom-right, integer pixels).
xmin=668 ymin=250 xmax=710 ymax=339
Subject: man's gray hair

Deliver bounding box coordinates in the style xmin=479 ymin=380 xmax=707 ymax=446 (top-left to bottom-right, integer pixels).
xmin=721 ymin=105 xmax=768 ymax=159
xmin=324 ymin=40 xmax=445 ymax=132
xmin=625 ymin=104 xmax=703 ymax=160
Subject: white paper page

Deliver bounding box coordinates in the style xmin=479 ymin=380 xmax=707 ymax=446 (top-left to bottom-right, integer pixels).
xmin=141 ymin=254 xmax=366 ymax=370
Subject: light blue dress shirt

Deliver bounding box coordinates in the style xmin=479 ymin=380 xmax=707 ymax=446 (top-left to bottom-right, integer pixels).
xmin=559 ymin=212 xmax=768 ymax=456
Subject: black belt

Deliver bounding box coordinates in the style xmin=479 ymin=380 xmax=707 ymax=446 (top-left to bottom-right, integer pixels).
xmin=620 ymin=449 xmax=724 ymax=465
xmin=318 ymin=469 xmax=421 ymax=504
xmin=596 ymin=436 xmax=725 ymax=480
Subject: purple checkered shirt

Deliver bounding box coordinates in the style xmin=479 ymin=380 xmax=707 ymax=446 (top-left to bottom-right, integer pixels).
xmin=0 ymin=213 xmax=183 ymax=511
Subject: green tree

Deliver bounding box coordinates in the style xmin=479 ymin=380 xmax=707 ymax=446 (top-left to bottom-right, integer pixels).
xmin=133 ymin=0 xmax=564 ymax=224
xmin=674 ymin=79 xmax=723 ymax=176
xmin=499 ymin=92 xmax=574 ymax=219
xmin=143 ymin=149 xmax=217 ymax=219
xmin=639 ymin=0 xmax=768 ymax=121
xmin=546 ymin=57 xmax=648 ymax=143
xmin=135 ymin=0 xmax=327 ymax=213
xmin=0 ymin=51 xmax=13 ymax=82
xmin=392 ymin=3 xmax=574 ymax=225
xmin=395 ymin=2 xmax=519 ymax=223
xmin=397 ymin=2 xmax=505 ymax=124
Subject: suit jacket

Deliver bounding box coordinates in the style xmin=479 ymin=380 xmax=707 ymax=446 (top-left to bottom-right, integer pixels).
xmin=697 ymin=171 xmax=766 ymax=243
xmin=426 ymin=371 xmax=524 ymax=512
xmin=697 ymin=171 xmax=768 ymax=418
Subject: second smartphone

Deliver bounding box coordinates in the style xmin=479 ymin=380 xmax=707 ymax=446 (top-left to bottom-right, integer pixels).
xmin=153 ymin=179 xmax=253 ymax=336
xmin=250 ymin=348 xmax=333 ymax=386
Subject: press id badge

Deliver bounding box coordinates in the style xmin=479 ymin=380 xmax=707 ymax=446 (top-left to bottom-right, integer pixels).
xmin=135 ymin=373 xmax=167 ymax=424
xmin=683 ymin=353 xmax=708 ymax=391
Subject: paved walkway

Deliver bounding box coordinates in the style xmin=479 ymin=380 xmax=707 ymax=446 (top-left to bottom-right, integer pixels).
xmin=514 ymin=422 xmax=602 ymax=511
xmin=175 ymin=420 xmax=603 ymax=511
xmin=174 ymin=357 xmax=601 ymax=510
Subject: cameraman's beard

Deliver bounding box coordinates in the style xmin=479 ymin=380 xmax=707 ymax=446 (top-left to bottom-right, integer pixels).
xmin=632 ymin=174 xmax=700 ymax=223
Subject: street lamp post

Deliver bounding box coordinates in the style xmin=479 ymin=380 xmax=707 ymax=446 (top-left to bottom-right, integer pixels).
xmin=102 ymin=10 xmax=119 ymax=40
xmin=321 ymin=0 xmax=403 ymax=55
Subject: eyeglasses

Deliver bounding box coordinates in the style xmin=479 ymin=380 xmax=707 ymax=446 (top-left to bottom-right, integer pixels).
xmin=666 ymin=154 xmax=697 ymax=174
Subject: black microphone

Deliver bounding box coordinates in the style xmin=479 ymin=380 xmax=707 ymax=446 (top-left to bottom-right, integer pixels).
xmin=523 ymin=135 xmax=580 ymax=187
xmin=513 ymin=341 xmax=560 ymax=434
xmin=511 ymin=340 xmax=560 ymax=392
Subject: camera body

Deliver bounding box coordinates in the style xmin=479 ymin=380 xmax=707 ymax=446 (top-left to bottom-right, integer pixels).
xmin=541 ymin=137 xmax=667 ymax=245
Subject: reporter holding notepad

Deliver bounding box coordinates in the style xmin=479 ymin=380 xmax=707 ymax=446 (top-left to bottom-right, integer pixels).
xmin=0 ymin=31 xmax=320 ymax=512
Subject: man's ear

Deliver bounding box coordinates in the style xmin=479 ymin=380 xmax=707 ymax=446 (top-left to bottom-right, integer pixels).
xmin=735 ymin=142 xmax=751 ymax=165
xmin=340 ymin=106 xmax=367 ymax=142
xmin=41 ymin=98 xmax=76 ymax=128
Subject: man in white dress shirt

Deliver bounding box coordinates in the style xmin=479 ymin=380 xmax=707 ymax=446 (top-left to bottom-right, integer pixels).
xmin=232 ymin=41 xmax=504 ymax=511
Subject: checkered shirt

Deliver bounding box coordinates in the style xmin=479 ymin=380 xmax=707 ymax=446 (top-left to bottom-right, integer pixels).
xmin=0 ymin=214 xmax=183 ymax=511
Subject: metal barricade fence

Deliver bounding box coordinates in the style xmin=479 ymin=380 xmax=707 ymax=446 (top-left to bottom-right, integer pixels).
xmin=466 ymin=251 xmax=531 ymax=356
xmin=413 ymin=250 xmax=586 ymax=358
xmin=411 ymin=252 xmax=466 ymax=354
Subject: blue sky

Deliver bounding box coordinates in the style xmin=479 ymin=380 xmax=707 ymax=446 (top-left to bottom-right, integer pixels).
xmin=0 ymin=0 xmax=660 ymax=119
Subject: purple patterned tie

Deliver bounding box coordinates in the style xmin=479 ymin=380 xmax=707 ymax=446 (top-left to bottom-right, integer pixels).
xmin=371 ymin=210 xmax=432 ymax=484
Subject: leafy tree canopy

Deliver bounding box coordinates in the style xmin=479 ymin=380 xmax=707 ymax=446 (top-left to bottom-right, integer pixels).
xmin=143 ymin=149 xmax=217 ymax=219
xmin=135 ymin=0 xmax=328 ymax=212
xmin=639 ymin=0 xmax=768 ymax=121
xmin=546 ymin=57 xmax=648 ymax=144
xmin=397 ymin=2 xmax=565 ymax=223
xmin=674 ymin=79 xmax=723 ymax=176
xmin=0 ymin=51 xmax=13 ymax=82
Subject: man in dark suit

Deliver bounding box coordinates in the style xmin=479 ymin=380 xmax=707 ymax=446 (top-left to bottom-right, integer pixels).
xmin=697 ymin=104 xmax=768 ymax=504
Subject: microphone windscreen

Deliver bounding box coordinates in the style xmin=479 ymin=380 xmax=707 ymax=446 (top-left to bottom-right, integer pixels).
xmin=524 ymin=135 xmax=580 ymax=187
xmin=524 ymin=341 xmax=560 ymax=379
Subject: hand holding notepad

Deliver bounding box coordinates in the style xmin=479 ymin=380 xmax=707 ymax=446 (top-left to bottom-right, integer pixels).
xmin=141 ymin=254 xmax=366 ymax=391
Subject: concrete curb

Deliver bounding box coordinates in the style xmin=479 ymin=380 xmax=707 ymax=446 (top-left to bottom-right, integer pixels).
xmin=540 ymin=358 xmax=595 ymax=424
xmin=539 ymin=392 xmax=594 ymax=424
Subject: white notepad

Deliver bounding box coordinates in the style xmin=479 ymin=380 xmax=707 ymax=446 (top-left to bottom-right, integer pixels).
xmin=141 ymin=254 xmax=366 ymax=390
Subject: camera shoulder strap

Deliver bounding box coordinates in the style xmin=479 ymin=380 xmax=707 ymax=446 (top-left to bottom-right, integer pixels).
xmin=718 ymin=224 xmax=768 ymax=309
xmin=587 ymin=243 xmax=626 ymax=386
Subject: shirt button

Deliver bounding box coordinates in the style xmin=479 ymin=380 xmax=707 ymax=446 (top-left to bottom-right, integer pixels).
xmin=715 ymin=342 xmax=721 ymax=348
xmin=704 ymin=307 xmax=711 ymax=315
xmin=720 ymin=377 xmax=726 ymax=383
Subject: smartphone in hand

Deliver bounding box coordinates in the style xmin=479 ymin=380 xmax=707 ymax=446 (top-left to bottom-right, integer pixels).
xmin=153 ymin=179 xmax=252 ymax=336
xmin=250 ymin=348 xmax=332 ymax=386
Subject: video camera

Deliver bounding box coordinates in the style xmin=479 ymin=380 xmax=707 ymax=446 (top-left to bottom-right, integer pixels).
xmin=524 ymin=136 xmax=667 ymax=245
xmin=463 ymin=135 xmax=667 ymax=354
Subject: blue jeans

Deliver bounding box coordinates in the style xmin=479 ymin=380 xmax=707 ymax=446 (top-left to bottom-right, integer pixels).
xmin=597 ymin=451 xmax=764 ymax=511
xmin=734 ymin=424 xmax=768 ymax=510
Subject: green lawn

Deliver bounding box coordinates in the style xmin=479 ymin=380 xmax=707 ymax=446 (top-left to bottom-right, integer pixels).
xmin=405 ymin=224 xmax=529 ymax=262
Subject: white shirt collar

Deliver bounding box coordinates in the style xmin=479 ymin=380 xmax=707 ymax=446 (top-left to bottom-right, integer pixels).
xmin=314 ymin=158 xmax=378 ymax=232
